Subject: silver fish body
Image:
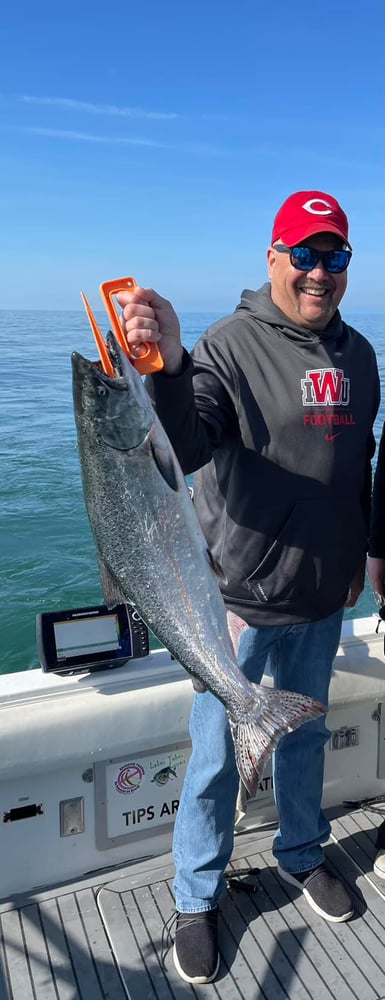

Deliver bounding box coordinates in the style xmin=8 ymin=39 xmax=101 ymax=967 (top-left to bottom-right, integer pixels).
xmin=72 ymin=335 xmax=325 ymax=796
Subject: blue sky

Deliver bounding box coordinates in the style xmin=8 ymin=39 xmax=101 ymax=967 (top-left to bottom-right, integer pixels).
xmin=1 ymin=1 xmax=384 ymax=312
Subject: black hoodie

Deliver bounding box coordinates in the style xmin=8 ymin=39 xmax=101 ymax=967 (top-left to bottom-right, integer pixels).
xmin=147 ymin=283 xmax=380 ymax=625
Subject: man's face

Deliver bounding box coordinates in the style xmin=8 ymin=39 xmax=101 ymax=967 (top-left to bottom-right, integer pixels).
xmin=267 ymin=233 xmax=348 ymax=330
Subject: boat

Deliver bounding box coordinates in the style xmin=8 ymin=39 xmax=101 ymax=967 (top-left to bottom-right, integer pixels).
xmin=1 ymin=613 xmax=385 ymax=998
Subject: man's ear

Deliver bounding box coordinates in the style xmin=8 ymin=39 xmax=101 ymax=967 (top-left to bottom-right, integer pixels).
xmin=267 ymin=246 xmax=276 ymax=278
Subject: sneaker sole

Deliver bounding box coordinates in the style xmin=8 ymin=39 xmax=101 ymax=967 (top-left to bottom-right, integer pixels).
xmin=373 ymin=860 xmax=385 ymax=880
xmin=173 ymin=944 xmax=220 ymax=984
xmin=277 ymin=864 xmax=354 ymax=923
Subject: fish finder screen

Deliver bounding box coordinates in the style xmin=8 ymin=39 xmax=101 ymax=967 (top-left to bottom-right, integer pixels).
xmin=36 ymin=603 xmax=149 ymax=673
xmin=54 ymin=614 xmax=123 ymax=661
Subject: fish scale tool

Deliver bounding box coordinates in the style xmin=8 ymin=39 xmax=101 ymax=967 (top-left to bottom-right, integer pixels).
xmin=81 ymin=276 xmax=164 ymax=376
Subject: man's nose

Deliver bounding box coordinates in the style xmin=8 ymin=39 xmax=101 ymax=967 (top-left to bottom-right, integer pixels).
xmin=306 ymin=259 xmax=329 ymax=278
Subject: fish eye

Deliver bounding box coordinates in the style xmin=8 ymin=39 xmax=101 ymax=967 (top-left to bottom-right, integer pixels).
xmin=96 ymin=385 xmax=106 ymax=396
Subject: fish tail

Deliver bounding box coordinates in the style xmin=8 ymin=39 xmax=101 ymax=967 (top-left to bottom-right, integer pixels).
xmin=229 ymin=686 xmax=326 ymax=798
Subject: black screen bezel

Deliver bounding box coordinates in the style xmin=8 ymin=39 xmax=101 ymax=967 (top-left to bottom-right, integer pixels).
xmin=37 ymin=604 xmax=133 ymax=672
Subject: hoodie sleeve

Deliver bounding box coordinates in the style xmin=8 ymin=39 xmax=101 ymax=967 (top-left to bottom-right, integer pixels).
xmin=145 ymin=339 xmax=238 ymax=475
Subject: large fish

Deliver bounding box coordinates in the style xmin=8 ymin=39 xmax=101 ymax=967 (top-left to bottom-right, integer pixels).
xmin=72 ymin=334 xmax=325 ymax=796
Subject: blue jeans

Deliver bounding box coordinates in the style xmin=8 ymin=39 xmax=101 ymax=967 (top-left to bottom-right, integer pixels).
xmin=173 ymin=607 xmax=344 ymax=913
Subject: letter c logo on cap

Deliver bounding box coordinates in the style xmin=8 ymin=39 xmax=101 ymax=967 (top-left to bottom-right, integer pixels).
xmin=302 ymin=198 xmax=333 ymax=216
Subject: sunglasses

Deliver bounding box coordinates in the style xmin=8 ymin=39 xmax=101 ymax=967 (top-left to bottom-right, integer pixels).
xmin=273 ymin=244 xmax=352 ymax=273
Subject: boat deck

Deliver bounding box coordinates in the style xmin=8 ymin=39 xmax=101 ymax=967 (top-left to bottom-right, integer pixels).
xmin=1 ymin=806 xmax=385 ymax=1000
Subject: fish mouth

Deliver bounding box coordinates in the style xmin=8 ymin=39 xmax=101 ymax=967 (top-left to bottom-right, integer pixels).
xmin=72 ymin=332 xmax=129 ymax=389
xmin=105 ymin=330 xmax=134 ymax=379
xmin=72 ymin=332 xmax=145 ymax=390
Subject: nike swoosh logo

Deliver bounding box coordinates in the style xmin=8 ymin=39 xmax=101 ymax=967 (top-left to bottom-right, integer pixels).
xmin=325 ymin=433 xmax=341 ymax=441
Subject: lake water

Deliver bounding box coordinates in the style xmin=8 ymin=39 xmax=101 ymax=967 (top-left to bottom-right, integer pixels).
xmin=1 ymin=308 xmax=383 ymax=673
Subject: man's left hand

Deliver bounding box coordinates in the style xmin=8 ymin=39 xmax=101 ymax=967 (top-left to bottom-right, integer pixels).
xmin=345 ymin=559 xmax=366 ymax=608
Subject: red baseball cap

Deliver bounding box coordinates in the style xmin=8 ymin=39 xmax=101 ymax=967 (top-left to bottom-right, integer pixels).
xmin=271 ymin=190 xmax=351 ymax=248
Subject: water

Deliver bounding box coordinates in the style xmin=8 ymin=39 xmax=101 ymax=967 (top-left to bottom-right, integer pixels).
xmin=1 ymin=309 xmax=384 ymax=674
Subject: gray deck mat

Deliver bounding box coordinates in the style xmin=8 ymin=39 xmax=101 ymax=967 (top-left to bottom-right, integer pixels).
xmin=1 ymin=809 xmax=385 ymax=999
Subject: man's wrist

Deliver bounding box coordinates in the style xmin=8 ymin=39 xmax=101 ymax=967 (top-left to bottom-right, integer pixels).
xmin=162 ymin=347 xmax=188 ymax=377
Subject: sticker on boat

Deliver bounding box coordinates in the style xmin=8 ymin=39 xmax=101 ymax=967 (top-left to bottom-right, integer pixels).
xmin=94 ymin=742 xmax=191 ymax=849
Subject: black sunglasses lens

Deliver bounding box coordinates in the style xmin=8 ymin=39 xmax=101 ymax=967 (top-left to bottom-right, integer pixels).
xmin=290 ymin=247 xmax=318 ymax=270
xmin=324 ymin=251 xmax=351 ymax=273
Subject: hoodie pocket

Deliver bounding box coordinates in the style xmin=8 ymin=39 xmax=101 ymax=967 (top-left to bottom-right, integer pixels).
xmin=243 ymin=499 xmax=365 ymax=609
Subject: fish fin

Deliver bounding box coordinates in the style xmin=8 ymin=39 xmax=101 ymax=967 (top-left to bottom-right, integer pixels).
xmin=150 ymin=440 xmax=179 ymax=492
xmin=191 ymin=676 xmax=207 ymax=693
xmin=226 ymin=610 xmax=248 ymax=655
xmin=229 ymin=687 xmax=326 ymax=798
xmin=98 ymin=557 xmax=128 ymax=609
xmin=207 ymin=549 xmax=228 ymax=584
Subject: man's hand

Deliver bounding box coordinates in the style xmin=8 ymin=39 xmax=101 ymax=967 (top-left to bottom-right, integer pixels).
xmin=116 ymin=287 xmax=184 ymax=375
xmin=367 ymin=556 xmax=385 ymax=605
xmin=345 ymin=558 xmax=366 ymax=608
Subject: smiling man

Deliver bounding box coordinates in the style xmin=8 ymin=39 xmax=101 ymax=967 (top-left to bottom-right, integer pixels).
xmin=118 ymin=191 xmax=380 ymax=984
xmin=268 ymin=191 xmax=351 ymax=329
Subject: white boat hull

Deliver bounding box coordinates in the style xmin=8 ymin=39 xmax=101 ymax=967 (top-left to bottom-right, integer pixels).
xmin=1 ymin=616 xmax=384 ymax=900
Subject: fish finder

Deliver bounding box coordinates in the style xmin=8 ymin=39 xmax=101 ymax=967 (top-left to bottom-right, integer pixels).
xmin=36 ymin=603 xmax=150 ymax=675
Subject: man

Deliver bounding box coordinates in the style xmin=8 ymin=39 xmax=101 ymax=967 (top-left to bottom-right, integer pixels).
xmin=117 ymin=191 xmax=380 ymax=984
xmin=368 ymin=422 xmax=385 ymax=605
xmin=367 ymin=421 xmax=385 ymax=878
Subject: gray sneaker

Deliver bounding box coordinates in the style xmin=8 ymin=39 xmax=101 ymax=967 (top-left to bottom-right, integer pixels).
xmin=278 ymin=863 xmax=354 ymax=922
xmin=173 ymin=908 xmax=220 ymax=984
